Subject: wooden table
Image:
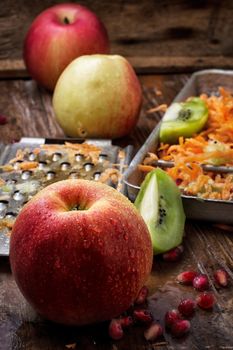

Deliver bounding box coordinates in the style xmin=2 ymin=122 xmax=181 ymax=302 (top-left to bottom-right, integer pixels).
xmin=0 ymin=73 xmax=233 ymax=350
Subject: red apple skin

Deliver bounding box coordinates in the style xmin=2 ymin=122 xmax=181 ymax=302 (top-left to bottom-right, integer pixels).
xmin=23 ymin=3 xmax=110 ymax=91
xmin=10 ymin=180 xmax=153 ymax=326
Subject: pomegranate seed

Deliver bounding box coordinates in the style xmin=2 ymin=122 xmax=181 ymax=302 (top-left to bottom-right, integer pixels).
xmin=178 ymin=299 xmax=196 ymax=317
xmin=119 ymin=315 xmax=133 ymax=328
xmin=133 ymin=309 xmax=153 ymax=323
xmin=135 ymin=286 xmax=149 ymax=305
xmin=144 ymin=322 xmax=163 ymax=341
xmin=196 ymin=292 xmax=216 ymax=310
xmin=164 ymin=309 xmax=182 ymax=328
xmin=171 ymin=319 xmax=190 ymax=338
xmin=176 ymin=178 xmax=182 ymax=186
xmin=193 ymin=274 xmax=209 ymax=291
xmin=177 ymin=270 xmax=198 ymax=285
xmin=214 ymin=269 xmax=229 ymax=287
xmin=162 ymin=245 xmax=183 ymax=262
xmin=0 ymin=114 xmax=7 ymax=125
xmin=108 ymin=319 xmax=124 ymax=340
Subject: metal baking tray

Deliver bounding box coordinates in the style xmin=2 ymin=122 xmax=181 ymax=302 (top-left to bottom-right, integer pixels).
xmin=0 ymin=137 xmax=133 ymax=256
xmin=123 ymin=69 xmax=233 ymax=224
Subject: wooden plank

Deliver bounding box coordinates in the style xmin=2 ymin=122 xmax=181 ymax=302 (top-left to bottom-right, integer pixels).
xmin=0 ymin=80 xmax=64 ymax=144
xmin=0 ymin=59 xmax=28 ymax=78
xmin=0 ymin=0 xmax=232 ymax=70
xmin=0 ymin=56 xmax=233 ymax=79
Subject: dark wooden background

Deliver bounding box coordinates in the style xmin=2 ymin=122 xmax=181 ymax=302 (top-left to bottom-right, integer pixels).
xmin=0 ymin=0 xmax=233 ymax=76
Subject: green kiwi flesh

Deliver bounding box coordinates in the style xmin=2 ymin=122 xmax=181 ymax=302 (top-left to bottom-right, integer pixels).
xmin=159 ymin=97 xmax=208 ymax=144
xmin=134 ymin=168 xmax=185 ymax=255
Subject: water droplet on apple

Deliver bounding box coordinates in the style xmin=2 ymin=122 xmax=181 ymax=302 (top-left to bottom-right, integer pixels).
xmin=129 ymin=249 xmax=136 ymax=258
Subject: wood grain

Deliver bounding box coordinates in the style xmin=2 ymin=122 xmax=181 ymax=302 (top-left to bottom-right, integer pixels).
xmin=1 ymin=55 xmax=233 ymax=79
xmin=0 ymin=0 xmax=232 ymax=72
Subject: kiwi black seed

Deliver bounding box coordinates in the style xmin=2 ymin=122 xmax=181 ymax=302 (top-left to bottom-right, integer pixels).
xmin=159 ymin=97 xmax=208 ymax=144
xmin=134 ymin=168 xmax=186 ymax=255
xmin=177 ymin=108 xmax=192 ymax=121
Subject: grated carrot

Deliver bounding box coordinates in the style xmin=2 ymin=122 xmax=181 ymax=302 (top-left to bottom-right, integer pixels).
xmin=142 ymin=87 xmax=233 ymax=200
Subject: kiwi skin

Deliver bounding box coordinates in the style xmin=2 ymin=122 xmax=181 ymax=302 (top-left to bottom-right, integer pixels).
xmin=134 ymin=168 xmax=186 ymax=255
xmin=159 ymin=97 xmax=208 ymax=144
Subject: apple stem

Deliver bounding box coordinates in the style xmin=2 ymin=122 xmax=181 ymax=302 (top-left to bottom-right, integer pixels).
xmin=63 ymin=17 xmax=70 ymax=25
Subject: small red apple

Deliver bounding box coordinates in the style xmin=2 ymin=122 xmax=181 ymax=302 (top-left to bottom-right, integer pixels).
xmin=53 ymin=54 xmax=142 ymax=139
xmin=23 ymin=3 xmax=110 ymax=91
xmin=10 ymin=180 xmax=153 ymax=326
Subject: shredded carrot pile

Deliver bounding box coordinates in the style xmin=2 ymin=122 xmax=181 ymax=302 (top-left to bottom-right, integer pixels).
xmin=142 ymin=87 xmax=233 ymax=200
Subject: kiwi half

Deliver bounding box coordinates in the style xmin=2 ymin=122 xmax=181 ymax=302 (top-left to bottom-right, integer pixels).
xmin=134 ymin=168 xmax=185 ymax=255
xmin=159 ymin=97 xmax=208 ymax=144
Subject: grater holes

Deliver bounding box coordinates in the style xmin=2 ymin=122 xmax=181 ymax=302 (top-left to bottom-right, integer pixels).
xmin=99 ymin=154 xmax=108 ymax=163
xmin=6 ymin=179 xmax=17 ymax=185
xmin=5 ymin=212 xmax=17 ymax=219
xmin=38 ymin=161 xmax=48 ymax=170
xmin=46 ymin=171 xmax=56 ymax=180
xmin=84 ymin=163 xmax=94 ymax=172
xmin=21 ymin=170 xmax=33 ymax=180
xmin=93 ymin=172 xmax=101 ymax=181
xmin=75 ymin=153 xmax=84 ymax=162
xmin=13 ymin=191 xmax=25 ymax=201
xmin=0 ymin=200 xmax=8 ymax=211
xmin=28 ymin=152 xmax=37 ymax=161
xmin=52 ymin=152 xmax=62 ymax=162
xmin=60 ymin=162 xmax=71 ymax=171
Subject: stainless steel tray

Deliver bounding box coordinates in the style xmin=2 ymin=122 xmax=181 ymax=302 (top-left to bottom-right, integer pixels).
xmin=0 ymin=137 xmax=133 ymax=256
xmin=123 ymin=69 xmax=233 ymax=224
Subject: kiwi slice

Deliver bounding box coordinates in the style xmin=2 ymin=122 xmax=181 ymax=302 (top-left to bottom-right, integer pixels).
xmin=134 ymin=168 xmax=185 ymax=255
xmin=159 ymin=97 xmax=208 ymax=144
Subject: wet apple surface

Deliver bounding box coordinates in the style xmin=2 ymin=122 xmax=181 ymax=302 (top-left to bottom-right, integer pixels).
xmin=10 ymin=180 xmax=153 ymax=326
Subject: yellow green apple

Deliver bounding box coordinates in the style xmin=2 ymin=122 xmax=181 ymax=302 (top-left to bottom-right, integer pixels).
xmin=52 ymin=54 xmax=142 ymax=139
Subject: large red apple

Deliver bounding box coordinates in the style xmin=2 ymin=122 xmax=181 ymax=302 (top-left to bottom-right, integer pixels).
xmin=10 ymin=180 xmax=153 ymax=326
xmin=53 ymin=54 xmax=142 ymax=139
xmin=23 ymin=3 xmax=110 ymax=91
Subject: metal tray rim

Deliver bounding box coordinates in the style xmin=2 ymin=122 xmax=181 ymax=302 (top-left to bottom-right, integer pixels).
xmin=123 ymin=69 xmax=233 ymax=214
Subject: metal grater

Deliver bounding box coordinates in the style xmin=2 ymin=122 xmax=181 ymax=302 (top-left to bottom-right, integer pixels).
xmin=0 ymin=137 xmax=133 ymax=256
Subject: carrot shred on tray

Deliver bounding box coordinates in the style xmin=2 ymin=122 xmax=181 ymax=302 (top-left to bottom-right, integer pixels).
xmin=142 ymin=87 xmax=233 ymax=201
